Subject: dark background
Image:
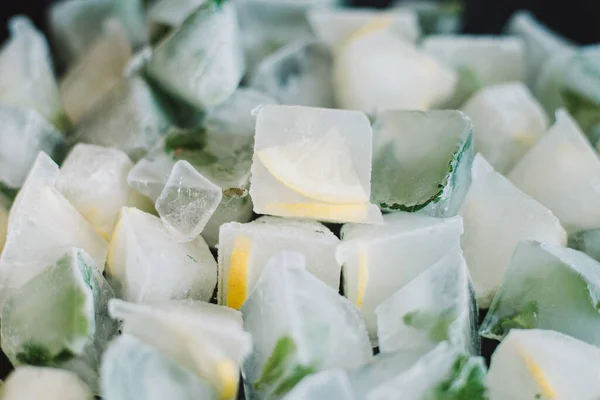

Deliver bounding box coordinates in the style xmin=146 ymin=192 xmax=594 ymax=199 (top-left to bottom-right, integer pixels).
xmin=2 ymin=0 xmax=600 ymax=45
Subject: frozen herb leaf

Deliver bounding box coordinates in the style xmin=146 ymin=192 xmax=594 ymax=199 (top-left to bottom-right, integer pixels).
xmin=254 ymin=336 xmax=296 ymax=391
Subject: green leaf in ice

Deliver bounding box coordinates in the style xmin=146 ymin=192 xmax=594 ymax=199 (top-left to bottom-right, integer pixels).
xmin=15 ymin=343 xmax=75 ymax=366
xmin=164 ymin=129 xmax=208 ymax=153
xmin=272 ymin=364 xmax=317 ymax=396
xmin=427 ymin=354 xmax=487 ymax=400
xmin=560 ymin=88 xmax=600 ymax=142
xmin=489 ymin=301 xmax=539 ymax=338
xmin=403 ymin=309 xmax=457 ymax=343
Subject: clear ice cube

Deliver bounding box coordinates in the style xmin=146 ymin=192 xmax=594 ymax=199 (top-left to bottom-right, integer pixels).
xmin=336 ymin=212 xmax=463 ymax=342
xmin=375 ymin=249 xmax=479 ymax=356
xmin=508 ymin=109 xmax=600 ymax=233
xmin=459 ymin=154 xmax=566 ymax=308
xmin=371 ymin=110 xmax=473 ymax=216
xmin=241 ymin=251 xmax=372 ymax=399
xmin=0 ymin=366 xmax=93 ymax=400
xmin=569 ymin=228 xmax=600 ymax=263
xmin=57 ymin=144 xmax=153 ymax=240
xmin=249 ymin=41 xmax=335 ymax=108
xmin=218 ymin=216 xmax=341 ymax=309
xmin=283 ymin=369 xmax=354 ymax=400
xmin=106 ymin=207 xmax=217 ymax=303
xmin=250 ymin=105 xmax=382 ymax=224
xmin=461 ymin=82 xmax=549 ymax=174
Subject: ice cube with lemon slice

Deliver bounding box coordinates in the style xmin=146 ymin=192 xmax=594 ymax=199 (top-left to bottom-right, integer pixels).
xmin=462 ymin=82 xmax=549 ymax=174
xmin=106 ymin=207 xmax=217 ymax=303
xmin=336 ymin=212 xmax=463 ymax=342
xmin=0 ymin=153 xmax=109 ymax=309
xmin=487 ymin=329 xmax=600 ymax=399
xmin=375 ymin=249 xmax=478 ymax=357
xmin=509 ymin=109 xmax=600 ymax=233
xmin=480 ymin=241 xmax=600 ymax=346
xmin=250 ymin=105 xmax=382 ymax=224
xmin=459 ymin=154 xmax=566 ymax=308
xmin=56 ymin=144 xmax=153 ymax=241
xmin=371 ymin=109 xmax=473 ymax=216
xmin=218 ymin=216 xmax=340 ymax=310
xmin=101 ymin=334 xmax=217 ymax=400
xmin=332 ymin=20 xmax=457 ymax=114
xmin=108 ymin=299 xmax=253 ymax=400
xmin=241 ymin=251 xmax=371 ymax=399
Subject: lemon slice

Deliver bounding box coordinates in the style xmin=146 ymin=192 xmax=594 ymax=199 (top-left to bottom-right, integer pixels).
xmin=226 ymin=235 xmax=251 ymax=310
xmin=518 ymin=346 xmax=556 ymax=399
xmin=264 ymin=202 xmax=382 ymax=224
xmin=356 ymin=244 xmax=369 ymax=308
xmin=257 ymin=130 xmax=368 ymax=204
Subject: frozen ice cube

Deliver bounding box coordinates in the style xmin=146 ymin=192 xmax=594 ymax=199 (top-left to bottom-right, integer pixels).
xmin=336 ymin=212 xmax=463 ymax=342
xmin=462 ymin=82 xmax=549 ymax=174
xmin=0 ymin=366 xmax=93 ymax=400
xmin=202 ymin=189 xmax=254 ymax=248
xmin=72 ymin=76 xmax=171 ymax=161
xmin=1 ymin=248 xmax=117 ymax=393
xmin=57 ymin=144 xmax=153 ymax=240
xmin=156 ymin=160 xmax=223 ymax=242
xmin=508 ymin=109 xmax=600 ymax=233
xmin=250 ymin=105 xmax=382 ymax=224
xmin=371 ymin=110 xmax=473 ymax=215
xmin=0 ymin=106 xmax=64 ymax=190
xmin=333 ymin=25 xmax=456 ymax=114
xmin=460 ymin=154 xmax=566 ymax=308
xmin=101 ymin=334 xmax=217 ymax=400
xmin=394 ymin=1 xmax=462 ymax=36
xmin=283 ymin=369 xmax=354 ymax=400
xmin=0 ymin=153 xmax=109 ymax=307
xmin=307 ymin=8 xmax=420 ymax=47
xmin=0 ymin=193 xmax=9 ymax=252
xmin=375 ymin=250 xmax=478 ymax=356
xmin=242 ymin=251 xmax=371 ymax=399
xmin=59 ymin=20 xmax=132 ymax=124
xmin=48 ymin=0 xmax=115 ymax=64
xmin=112 ymin=0 xmax=147 ymax=48
xmin=569 ymin=228 xmax=600 ymax=263
xmin=218 ymin=216 xmax=340 ymax=309
xmin=505 ymin=10 xmax=575 ymax=88
xmin=147 ymin=0 xmax=206 ymax=33
xmin=481 ymin=241 xmax=600 ymax=347
xmin=109 ymin=299 xmax=252 ymax=399
xmin=250 ymin=41 xmax=335 ymax=108
xmin=145 ymin=1 xmax=244 ymax=111
xmin=487 ymin=329 xmax=600 ymax=399
xmin=0 ymin=16 xmax=68 ymax=131
xmin=106 ymin=207 xmax=217 ymax=303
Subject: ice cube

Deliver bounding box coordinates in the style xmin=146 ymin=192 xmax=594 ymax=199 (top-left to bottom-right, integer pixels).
xmin=218 ymin=216 xmax=340 ymax=309
xmin=0 ymin=366 xmax=93 ymax=400
xmin=460 ymin=154 xmax=566 ymax=308
xmin=505 ymin=10 xmax=575 ymax=88
xmin=202 ymin=189 xmax=254 ymax=248
xmin=336 ymin=212 xmax=463 ymax=341
xmin=112 ymin=0 xmax=147 ymax=48
xmin=59 ymin=20 xmax=132 ymax=124
xmin=487 ymin=329 xmax=600 ymax=399
xmin=101 ymin=334 xmax=217 ymax=400
xmin=375 ymin=250 xmax=479 ymax=356
xmin=156 ymin=160 xmax=223 ymax=242
xmin=0 ymin=153 xmax=109 ymax=307
xmin=283 ymin=369 xmax=354 ymax=400
xmin=394 ymin=1 xmax=462 ymax=36
xmin=371 ymin=110 xmax=473 ymax=215
xmin=109 ymin=299 xmax=252 ymax=399
xmin=462 ymin=82 xmax=549 ymax=174
xmin=106 ymin=207 xmax=217 ymax=303
xmin=250 ymin=105 xmax=382 ymax=224
xmin=349 ymin=342 xmax=487 ymax=400
xmin=508 ymin=109 xmax=600 ymax=233
xmin=1 ymin=249 xmax=117 ymax=392
xmin=307 ymin=8 xmax=420 ymax=47
xmin=569 ymin=228 xmax=600 ymax=263
xmin=145 ymin=1 xmax=244 ymax=111
xmin=147 ymin=0 xmax=206 ymax=34
xmin=422 ymin=35 xmax=525 ymax=106
xmin=72 ymin=76 xmax=171 ymax=161
xmin=250 ymin=41 xmax=335 ymax=108
xmin=0 ymin=106 xmax=64 ymax=190
xmin=481 ymin=241 xmax=600 ymax=347
xmin=0 ymin=16 xmax=68 ymax=131
xmin=57 ymin=144 xmax=153 ymax=240
xmin=48 ymin=0 xmax=115 ymax=64
xmin=242 ymin=251 xmax=371 ymax=399
xmin=333 ymin=24 xmax=456 ymax=114
xmin=0 ymin=192 xmax=9 ymax=252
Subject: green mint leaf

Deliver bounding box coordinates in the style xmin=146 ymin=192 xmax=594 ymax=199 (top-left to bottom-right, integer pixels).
xmin=254 ymin=336 xmax=297 ymax=392
xmin=272 ymin=364 xmax=317 ymax=396
xmin=490 ymin=301 xmax=539 ymax=338
xmin=429 ymin=355 xmax=488 ymax=400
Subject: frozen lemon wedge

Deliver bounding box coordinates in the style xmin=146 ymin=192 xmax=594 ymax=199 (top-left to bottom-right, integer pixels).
xmin=264 ymin=202 xmax=382 ymax=224
xmin=226 ymin=235 xmax=251 ymax=310
xmin=518 ymin=347 xmax=556 ymax=399
xmin=356 ymin=244 xmax=369 ymax=309
xmin=256 ymin=130 xmax=368 ymax=204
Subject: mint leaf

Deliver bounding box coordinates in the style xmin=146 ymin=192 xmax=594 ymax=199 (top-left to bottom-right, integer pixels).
xmin=403 ymin=309 xmax=457 ymax=342
xmin=254 ymin=336 xmax=297 ymax=392
xmin=428 ymin=355 xmax=487 ymax=400
xmin=489 ymin=301 xmax=539 ymax=338
xmin=272 ymin=364 xmax=316 ymax=396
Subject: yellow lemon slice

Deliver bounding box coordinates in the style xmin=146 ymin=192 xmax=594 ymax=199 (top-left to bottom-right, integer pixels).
xmin=356 ymin=243 xmax=369 ymax=308
xmin=518 ymin=347 xmax=556 ymax=399
xmin=216 ymin=360 xmax=239 ymax=400
xmin=264 ymin=202 xmax=373 ymax=223
xmin=226 ymin=235 xmax=251 ymax=310
xmin=256 ymin=130 xmax=368 ymax=204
